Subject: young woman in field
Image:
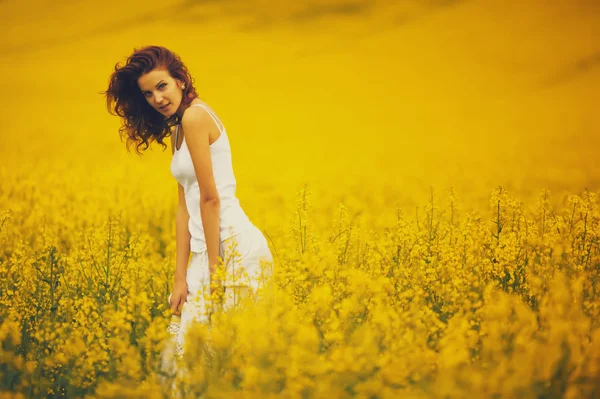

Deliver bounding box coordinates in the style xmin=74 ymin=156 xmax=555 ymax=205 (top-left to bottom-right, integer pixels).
xmin=103 ymin=45 xmax=273 ymax=356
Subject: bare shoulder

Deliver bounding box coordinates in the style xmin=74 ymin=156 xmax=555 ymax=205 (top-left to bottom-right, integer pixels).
xmin=181 ymin=104 xmax=212 ymax=127
xmin=181 ymin=104 xmax=219 ymax=143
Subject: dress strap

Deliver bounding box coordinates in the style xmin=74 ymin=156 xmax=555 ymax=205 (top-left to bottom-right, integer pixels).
xmin=174 ymin=124 xmax=180 ymax=150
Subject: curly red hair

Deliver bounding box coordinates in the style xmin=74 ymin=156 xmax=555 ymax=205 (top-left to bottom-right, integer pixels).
xmin=102 ymin=45 xmax=198 ymax=155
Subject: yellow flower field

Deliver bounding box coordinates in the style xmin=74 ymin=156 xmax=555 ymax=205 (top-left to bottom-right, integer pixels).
xmin=1 ymin=0 xmax=599 ymax=398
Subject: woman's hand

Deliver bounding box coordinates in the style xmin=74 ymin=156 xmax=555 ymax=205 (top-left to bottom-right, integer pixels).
xmin=170 ymin=278 xmax=188 ymax=315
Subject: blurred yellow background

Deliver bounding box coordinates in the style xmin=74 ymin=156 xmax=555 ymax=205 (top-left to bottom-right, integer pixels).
xmin=1 ymin=0 xmax=599 ymax=219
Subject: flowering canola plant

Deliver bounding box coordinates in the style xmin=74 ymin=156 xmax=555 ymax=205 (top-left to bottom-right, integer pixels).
xmin=1 ymin=168 xmax=599 ymax=398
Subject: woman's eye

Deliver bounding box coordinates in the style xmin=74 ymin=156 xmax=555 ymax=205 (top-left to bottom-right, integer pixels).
xmin=159 ymin=83 xmax=166 ymax=89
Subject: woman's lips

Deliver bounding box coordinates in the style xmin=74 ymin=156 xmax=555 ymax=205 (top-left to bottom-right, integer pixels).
xmin=160 ymin=103 xmax=170 ymax=111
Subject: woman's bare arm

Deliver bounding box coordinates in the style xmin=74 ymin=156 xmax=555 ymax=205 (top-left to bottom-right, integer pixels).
xmin=170 ymin=127 xmax=191 ymax=283
xmin=174 ymin=185 xmax=191 ymax=282
xmin=181 ymin=108 xmax=221 ymax=275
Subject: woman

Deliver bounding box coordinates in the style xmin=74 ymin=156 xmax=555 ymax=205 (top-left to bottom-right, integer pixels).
xmin=103 ymin=45 xmax=274 ymax=357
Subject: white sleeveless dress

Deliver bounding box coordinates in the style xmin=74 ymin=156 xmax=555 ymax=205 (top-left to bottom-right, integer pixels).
xmin=168 ymin=103 xmax=273 ymax=358
xmin=170 ymin=103 xmax=255 ymax=252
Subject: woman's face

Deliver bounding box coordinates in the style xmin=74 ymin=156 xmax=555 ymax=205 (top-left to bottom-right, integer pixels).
xmin=137 ymin=67 xmax=182 ymax=117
